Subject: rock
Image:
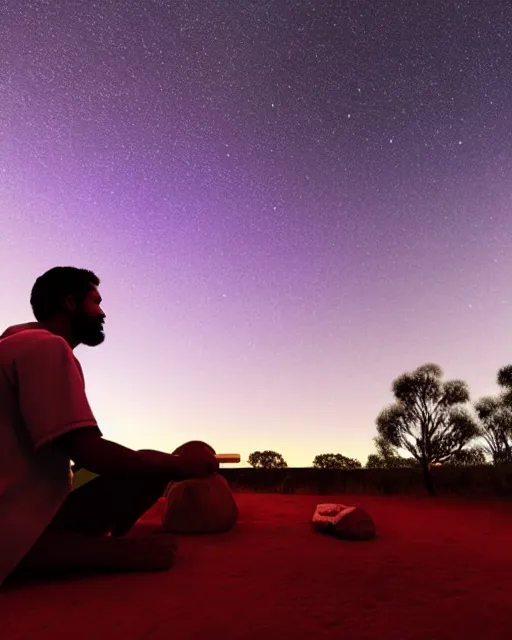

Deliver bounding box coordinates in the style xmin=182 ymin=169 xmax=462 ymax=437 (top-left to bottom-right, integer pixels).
xmin=162 ymin=441 xmax=238 ymax=534
xmin=162 ymin=474 xmax=238 ymax=534
xmin=312 ymin=503 xmax=376 ymax=541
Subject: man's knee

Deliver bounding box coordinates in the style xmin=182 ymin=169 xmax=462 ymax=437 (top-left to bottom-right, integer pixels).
xmin=172 ymin=441 xmax=215 ymax=456
xmin=138 ymin=443 xmax=215 ymax=455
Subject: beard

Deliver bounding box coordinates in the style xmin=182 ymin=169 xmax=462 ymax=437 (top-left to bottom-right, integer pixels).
xmin=71 ymin=312 xmax=105 ymax=347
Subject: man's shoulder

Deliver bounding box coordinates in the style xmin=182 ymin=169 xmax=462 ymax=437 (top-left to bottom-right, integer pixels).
xmin=0 ymin=328 xmax=71 ymax=359
xmin=0 ymin=322 xmax=41 ymax=339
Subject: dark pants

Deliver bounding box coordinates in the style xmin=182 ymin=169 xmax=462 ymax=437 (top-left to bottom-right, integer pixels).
xmin=47 ymin=471 xmax=169 ymax=537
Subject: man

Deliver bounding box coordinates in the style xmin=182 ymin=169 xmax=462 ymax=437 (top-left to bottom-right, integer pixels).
xmin=0 ymin=266 xmax=219 ymax=586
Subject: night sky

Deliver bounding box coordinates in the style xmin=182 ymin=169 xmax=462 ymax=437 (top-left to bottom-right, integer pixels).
xmin=2 ymin=0 xmax=512 ymax=466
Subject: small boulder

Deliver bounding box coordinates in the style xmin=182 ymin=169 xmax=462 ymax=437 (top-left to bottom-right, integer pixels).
xmin=162 ymin=474 xmax=238 ymax=534
xmin=312 ymin=503 xmax=376 ymax=541
xmin=162 ymin=440 xmax=238 ymax=534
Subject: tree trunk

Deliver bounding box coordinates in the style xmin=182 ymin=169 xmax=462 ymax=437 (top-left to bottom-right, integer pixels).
xmin=422 ymin=460 xmax=436 ymax=496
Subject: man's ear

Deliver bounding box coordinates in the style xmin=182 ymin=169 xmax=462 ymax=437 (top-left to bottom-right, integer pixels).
xmin=64 ymin=294 xmax=77 ymax=313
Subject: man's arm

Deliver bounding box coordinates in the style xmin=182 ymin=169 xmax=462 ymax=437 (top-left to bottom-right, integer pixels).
xmin=15 ymin=335 xmax=217 ymax=479
xmin=54 ymin=428 xmax=213 ymax=479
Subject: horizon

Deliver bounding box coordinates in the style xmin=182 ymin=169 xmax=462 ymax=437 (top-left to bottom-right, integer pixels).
xmin=2 ymin=0 xmax=511 ymax=467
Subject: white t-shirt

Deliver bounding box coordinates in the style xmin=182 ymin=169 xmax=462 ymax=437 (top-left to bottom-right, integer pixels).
xmin=0 ymin=326 xmax=100 ymax=585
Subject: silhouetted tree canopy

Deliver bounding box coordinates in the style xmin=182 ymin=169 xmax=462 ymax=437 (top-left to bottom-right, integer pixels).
xmin=248 ymin=450 xmax=288 ymax=469
xmin=376 ymin=363 xmax=479 ymax=494
xmin=445 ymin=446 xmax=487 ymax=466
xmin=474 ymin=365 xmax=512 ymax=464
xmin=312 ymin=453 xmax=362 ymax=470
xmin=497 ymin=365 xmax=512 ymax=401
xmin=365 ymin=435 xmax=419 ymax=469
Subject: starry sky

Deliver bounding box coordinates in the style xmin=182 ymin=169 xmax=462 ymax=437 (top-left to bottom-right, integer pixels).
xmin=1 ymin=0 xmax=512 ymax=467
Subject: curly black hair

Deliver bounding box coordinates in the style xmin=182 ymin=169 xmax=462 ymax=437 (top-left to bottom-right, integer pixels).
xmin=30 ymin=266 xmax=100 ymax=322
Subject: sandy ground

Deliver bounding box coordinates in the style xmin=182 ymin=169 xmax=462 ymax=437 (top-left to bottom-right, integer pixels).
xmin=2 ymin=492 xmax=512 ymax=640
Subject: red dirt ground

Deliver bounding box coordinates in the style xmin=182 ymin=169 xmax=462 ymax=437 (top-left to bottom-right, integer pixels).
xmin=2 ymin=493 xmax=512 ymax=640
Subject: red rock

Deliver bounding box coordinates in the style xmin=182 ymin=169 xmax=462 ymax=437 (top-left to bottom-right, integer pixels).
xmin=312 ymin=503 xmax=376 ymax=541
xmin=162 ymin=474 xmax=238 ymax=534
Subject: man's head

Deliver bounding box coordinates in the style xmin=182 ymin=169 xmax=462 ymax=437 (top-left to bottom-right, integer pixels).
xmin=30 ymin=267 xmax=105 ymax=347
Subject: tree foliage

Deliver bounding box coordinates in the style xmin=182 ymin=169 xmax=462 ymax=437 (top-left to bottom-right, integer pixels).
xmin=474 ymin=365 xmax=512 ymax=464
xmin=376 ymin=363 xmax=479 ymax=493
xmin=445 ymin=446 xmax=487 ymax=466
xmin=312 ymin=453 xmax=362 ymax=470
xmin=365 ymin=435 xmax=419 ymax=469
xmin=248 ymin=450 xmax=288 ymax=469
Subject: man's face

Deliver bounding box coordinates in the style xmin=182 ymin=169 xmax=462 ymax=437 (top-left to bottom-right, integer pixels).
xmin=71 ymin=286 xmax=106 ymax=347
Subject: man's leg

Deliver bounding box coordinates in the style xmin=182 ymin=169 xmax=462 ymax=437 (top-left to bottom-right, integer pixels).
xmin=5 ymin=459 xmax=174 ymax=584
xmin=7 ymin=530 xmax=177 ymax=583
xmin=48 ymin=467 xmax=170 ymax=537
